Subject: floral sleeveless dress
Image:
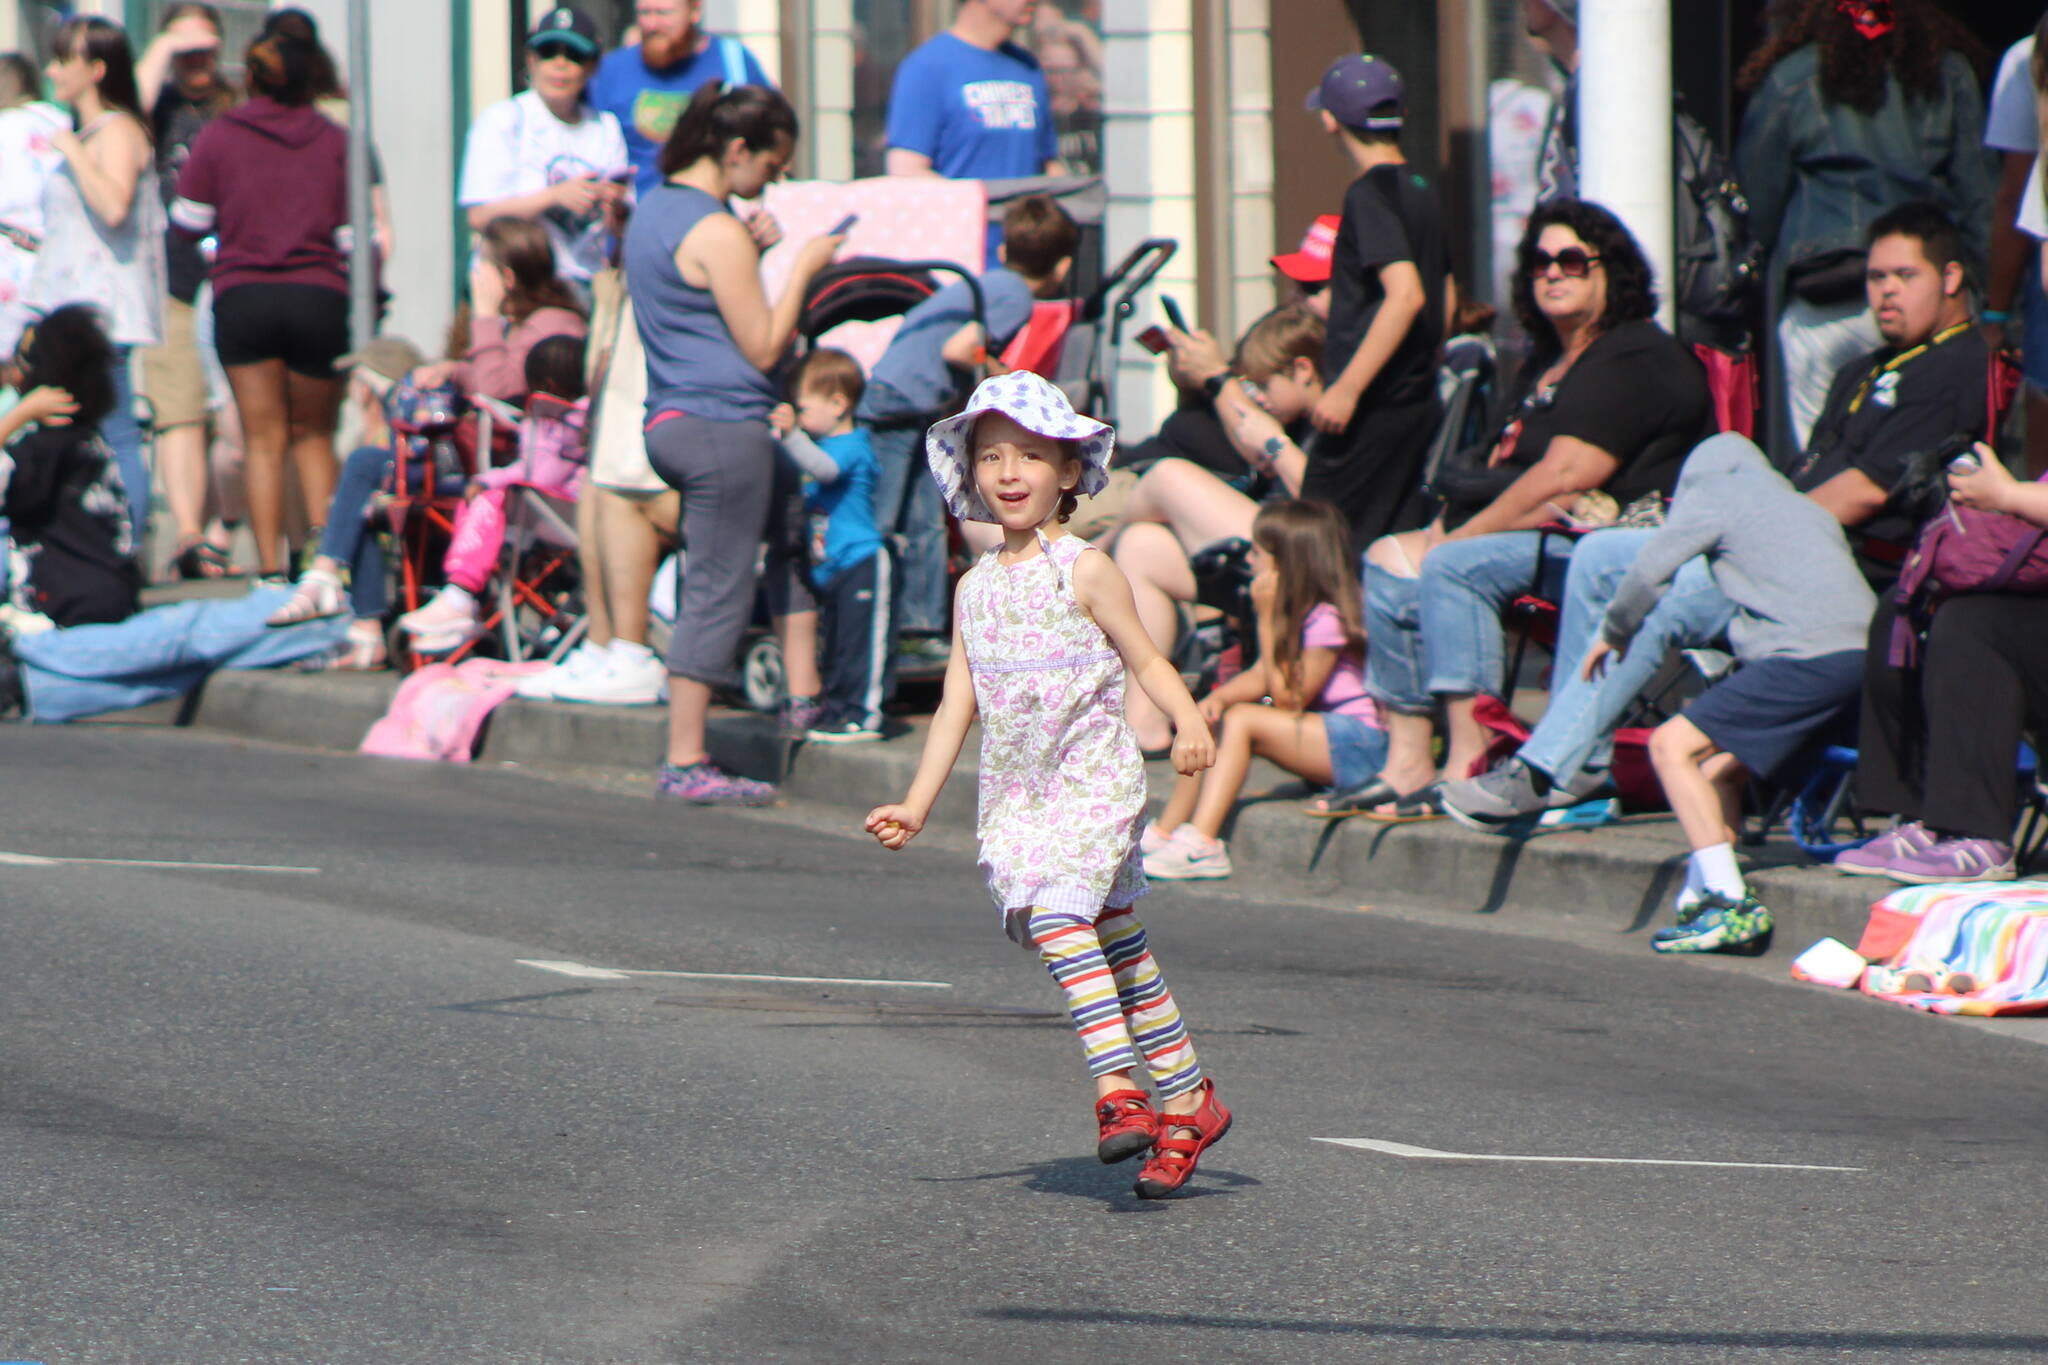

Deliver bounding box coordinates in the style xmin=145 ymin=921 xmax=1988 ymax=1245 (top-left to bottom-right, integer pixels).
xmin=957 ymin=531 xmax=1148 ymax=946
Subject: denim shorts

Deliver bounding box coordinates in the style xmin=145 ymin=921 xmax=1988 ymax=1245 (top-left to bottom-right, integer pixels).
xmin=2024 ymin=257 xmax=2048 ymax=395
xmin=1323 ymin=710 xmax=1390 ymax=792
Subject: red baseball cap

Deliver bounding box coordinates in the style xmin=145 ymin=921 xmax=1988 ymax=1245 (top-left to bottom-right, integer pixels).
xmin=1271 ymin=214 xmax=1339 ymax=285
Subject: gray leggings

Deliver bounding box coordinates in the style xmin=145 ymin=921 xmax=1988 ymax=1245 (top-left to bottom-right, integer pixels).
xmin=644 ymin=411 xmax=775 ymax=688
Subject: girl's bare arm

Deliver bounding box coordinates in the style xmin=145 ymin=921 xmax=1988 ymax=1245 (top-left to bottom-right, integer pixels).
xmin=866 ymin=585 xmax=978 ymax=847
xmin=1073 ymin=546 xmax=1216 ymax=775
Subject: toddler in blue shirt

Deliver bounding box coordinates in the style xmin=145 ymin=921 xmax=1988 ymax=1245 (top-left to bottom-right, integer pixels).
xmin=772 ymin=348 xmax=894 ymax=742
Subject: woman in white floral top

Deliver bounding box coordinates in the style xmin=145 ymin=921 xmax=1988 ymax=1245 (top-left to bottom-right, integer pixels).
xmin=864 ymin=371 xmax=1234 ymax=1200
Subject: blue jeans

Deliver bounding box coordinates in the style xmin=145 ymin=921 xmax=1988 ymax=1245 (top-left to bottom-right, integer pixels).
xmin=1364 ymin=531 xmax=1575 ymax=712
xmin=1517 ymin=528 xmax=1736 ymax=782
xmin=105 ymin=345 xmax=147 ymax=543
xmin=863 ymin=419 xmax=948 ymax=635
xmin=15 ymin=585 xmax=349 ymax=723
xmin=316 ymin=444 xmax=394 ymax=620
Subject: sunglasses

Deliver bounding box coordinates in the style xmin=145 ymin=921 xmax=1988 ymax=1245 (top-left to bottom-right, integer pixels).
xmin=531 ymin=40 xmax=592 ymax=63
xmin=1523 ymin=246 xmax=1602 ymax=278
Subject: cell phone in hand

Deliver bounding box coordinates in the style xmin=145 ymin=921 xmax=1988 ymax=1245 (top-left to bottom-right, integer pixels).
xmin=1159 ymin=294 xmax=1189 ymax=334
xmin=1136 ymin=324 xmax=1172 ymax=355
xmin=829 ymin=213 xmax=859 ymax=236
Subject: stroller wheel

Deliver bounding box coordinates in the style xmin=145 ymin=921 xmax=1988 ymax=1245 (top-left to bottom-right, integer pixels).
xmin=741 ymin=633 xmax=786 ymax=713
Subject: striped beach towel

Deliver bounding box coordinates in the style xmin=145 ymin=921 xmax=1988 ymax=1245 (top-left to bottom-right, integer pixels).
xmin=1848 ymin=882 xmax=2048 ymax=1016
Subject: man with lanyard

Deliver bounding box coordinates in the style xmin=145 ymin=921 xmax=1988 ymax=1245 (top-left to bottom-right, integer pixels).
xmin=885 ymin=0 xmax=1063 ymax=266
xmin=1441 ymin=200 xmax=1991 ymax=832
xmin=587 ymin=0 xmax=770 ymax=200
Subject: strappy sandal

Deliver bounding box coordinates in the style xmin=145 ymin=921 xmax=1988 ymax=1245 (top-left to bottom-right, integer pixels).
xmin=1303 ymin=777 xmax=1398 ymax=820
xmin=173 ymin=540 xmax=233 ymax=580
xmin=1095 ymin=1089 xmax=1160 ymax=1165
xmin=1358 ymin=783 xmax=1446 ymax=824
xmin=1134 ymin=1079 xmax=1231 ymax=1199
xmin=266 ymin=570 xmax=345 ymax=627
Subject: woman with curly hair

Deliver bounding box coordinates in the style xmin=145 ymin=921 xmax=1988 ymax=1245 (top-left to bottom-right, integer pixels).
xmin=1337 ymin=199 xmax=1714 ymax=820
xmin=1735 ymin=0 xmax=1992 ymax=457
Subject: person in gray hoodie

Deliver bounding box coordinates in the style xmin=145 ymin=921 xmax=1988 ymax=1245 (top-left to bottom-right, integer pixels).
xmin=1584 ymin=432 xmax=1876 ymax=955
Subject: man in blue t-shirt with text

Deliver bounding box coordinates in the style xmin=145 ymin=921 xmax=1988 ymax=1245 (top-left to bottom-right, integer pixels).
xmin=588 ymin=0 xmax=773 ymax=196
xmin=885 ymin=0 xmax=1062 ymax=265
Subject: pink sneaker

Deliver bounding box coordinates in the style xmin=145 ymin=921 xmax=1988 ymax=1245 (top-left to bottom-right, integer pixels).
xmin=1834 ymin=821 xmax=1935 ymax=878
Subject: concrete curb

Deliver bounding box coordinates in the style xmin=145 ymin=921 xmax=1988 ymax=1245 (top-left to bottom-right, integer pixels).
xmin=183 ymin=667 xmax=1895 ymax=953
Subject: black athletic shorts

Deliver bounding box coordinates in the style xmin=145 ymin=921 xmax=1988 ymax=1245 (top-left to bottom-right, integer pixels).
xmin=212 ymin=282 xmax=351 ymax=377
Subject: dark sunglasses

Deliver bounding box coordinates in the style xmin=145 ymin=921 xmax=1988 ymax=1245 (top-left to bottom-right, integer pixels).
xmin=531 ymin=40 xmax=593 ymax=63
xmin=1523 ymin=246 xmax=1602 ymax=278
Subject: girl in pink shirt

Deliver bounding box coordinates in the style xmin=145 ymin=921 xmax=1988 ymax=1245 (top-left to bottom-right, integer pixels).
xmin=1144 ymin=499 xmax=1387 ymax=880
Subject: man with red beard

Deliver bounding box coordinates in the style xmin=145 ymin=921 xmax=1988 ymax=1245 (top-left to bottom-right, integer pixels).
xmin=588 ymin=0 xmax=772 ymax=198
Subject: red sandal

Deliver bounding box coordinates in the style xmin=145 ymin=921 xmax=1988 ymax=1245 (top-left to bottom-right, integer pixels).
xmin=1094 ymin=1089 xmax=1160 ymax=1164
xmin=1133 ymin=1079 xmax=1231 ymax=1198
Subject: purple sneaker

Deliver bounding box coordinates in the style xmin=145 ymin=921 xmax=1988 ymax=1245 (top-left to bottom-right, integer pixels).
xmin=656 ymin=760 xmax=778 ymax=807
xmin=1881 ymin=836 xmax=2017 ymax=886
xmin=1833 ymin=821 xmax=1935 ymax=878
xmin=778 ymin=694 xmax=824 ymax=738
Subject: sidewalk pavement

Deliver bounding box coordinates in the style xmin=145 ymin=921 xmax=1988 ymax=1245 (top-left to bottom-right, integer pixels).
xmin=171 ymin=663 xmax=1911 ymax=956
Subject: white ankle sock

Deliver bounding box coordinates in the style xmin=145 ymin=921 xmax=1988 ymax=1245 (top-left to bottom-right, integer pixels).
xmin=1690 ymin=843 xmax=1746 ymax=901
xmin=437 ymin=584 xmax=475 ymax=610
xmin=1677 ymin=856 xmax=1705 ymax=910
xmin=611 ymin=639 xmax=654 ymax=664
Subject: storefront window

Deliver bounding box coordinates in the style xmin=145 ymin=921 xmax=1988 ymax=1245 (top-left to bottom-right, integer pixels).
xmin=1014 ymin=1 xmax=1103 ymax=176
xmin=850 ymin=0 xmax=919 ymax=179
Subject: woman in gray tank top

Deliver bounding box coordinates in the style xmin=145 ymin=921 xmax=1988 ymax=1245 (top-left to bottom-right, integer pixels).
xmin=623 ymin=81 xmax=843 ymax=806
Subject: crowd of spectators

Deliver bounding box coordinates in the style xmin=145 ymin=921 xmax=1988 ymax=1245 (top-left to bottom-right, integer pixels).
xmin=2 ymin=0 xmax=2047 ymax=952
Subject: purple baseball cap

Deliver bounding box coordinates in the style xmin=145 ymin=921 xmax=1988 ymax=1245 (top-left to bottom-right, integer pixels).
xmin=1305 ymin=53 xmax=1405 ymax=132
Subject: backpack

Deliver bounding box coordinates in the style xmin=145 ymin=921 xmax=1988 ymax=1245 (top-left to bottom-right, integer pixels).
xmin=1670 ymin=107 xmax=1762 ymax=348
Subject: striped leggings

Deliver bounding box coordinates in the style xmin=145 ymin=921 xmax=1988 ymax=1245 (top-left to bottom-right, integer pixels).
xmin=1028 ymin=906 xmax=1203 ymax=1101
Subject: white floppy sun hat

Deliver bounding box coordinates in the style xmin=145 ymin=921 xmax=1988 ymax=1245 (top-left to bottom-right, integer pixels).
xmin=925 ymin=371 xmax=1116 ymax=524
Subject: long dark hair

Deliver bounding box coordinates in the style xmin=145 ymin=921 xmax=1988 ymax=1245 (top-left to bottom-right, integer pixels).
xmin=1511 ymin=199 xmax=1657 ymax=365
xmin=1251 ymin=499 xmax=1363 ymax=703
xmin=17 ymin=305 xmax=117 ymax=430
xmin=1736 ymin=0 xmax=1988 ymax=115
xmin=480 ymin=217 xmax=585 ymax=326
xmin=54 ymin=17 xmax=148 ymax=138
xmin=657 ymin=80 xmax=798 ymax=177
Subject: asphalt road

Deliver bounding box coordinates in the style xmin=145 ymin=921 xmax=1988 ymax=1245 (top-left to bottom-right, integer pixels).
xmin=6 ymin=726 xmax=2048 ymax=1364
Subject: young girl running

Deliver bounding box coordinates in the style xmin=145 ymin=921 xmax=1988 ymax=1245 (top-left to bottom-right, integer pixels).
xmin=1142 ymin=499 xmax=1387 ymax=879
xmin=864 ymin=370 xmax=1230 ymax=1199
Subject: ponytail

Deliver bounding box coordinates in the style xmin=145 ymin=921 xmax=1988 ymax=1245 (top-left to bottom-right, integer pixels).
xmin=657 ymin=80 xmax=798 ymax=178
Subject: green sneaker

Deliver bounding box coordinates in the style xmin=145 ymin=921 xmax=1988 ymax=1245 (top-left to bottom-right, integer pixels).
xmin=1650 ymin=890 xmax=1774 ymax=956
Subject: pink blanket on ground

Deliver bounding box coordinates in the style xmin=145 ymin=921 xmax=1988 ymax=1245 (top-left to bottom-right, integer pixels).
xmin=360 ymin=658 xmax=549 ymax=762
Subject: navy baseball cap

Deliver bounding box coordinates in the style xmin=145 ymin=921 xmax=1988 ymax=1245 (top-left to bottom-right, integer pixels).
xmin=1305 ymin=53 xmax=1405 ymax=132
xmin=528 ymin=6 xmax=600 ymax=59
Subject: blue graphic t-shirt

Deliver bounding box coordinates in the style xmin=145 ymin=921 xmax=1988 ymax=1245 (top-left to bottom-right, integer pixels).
xmin=885 ymin=34 xmax=1056 ymax=261
xmin=588 ymin=36 xmax=771 ymax=198
xmin=805 ymin=430 xmax=883 ymax=582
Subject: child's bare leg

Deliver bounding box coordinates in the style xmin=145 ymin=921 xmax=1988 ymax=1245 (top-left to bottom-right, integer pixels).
xmin=1112 ymin=522 xmax=1195 ymax=751
xmin=1650 ymin=717 xmax=1731 ymax=851
xmin=1194 ymin=706 xmax=1335 ymax=836
xmin=1704 ymin=750 xmax=1747 ymax=846
xmin=1153 ymin=770 xmax=1204 ymax=838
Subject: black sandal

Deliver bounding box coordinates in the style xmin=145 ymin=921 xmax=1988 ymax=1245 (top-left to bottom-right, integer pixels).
xmin=173 ymin=540 xmax=232 ymax=580
xmin=1303 ymin=777 xmax=1398 ymax=820
xmin=1358 ymin=783 xmax=1446 ymax=824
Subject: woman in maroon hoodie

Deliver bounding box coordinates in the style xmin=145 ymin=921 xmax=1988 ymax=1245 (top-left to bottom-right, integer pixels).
xmin=170 ymin=31 xmax=348 ymax=583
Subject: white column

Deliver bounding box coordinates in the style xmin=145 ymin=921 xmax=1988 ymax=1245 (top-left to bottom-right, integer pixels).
xmin=810 ymin=0 xmax=856 ymax=182
xmin=1577 ymin=0 xmax=1674 ymax=331
xmin=1101 ymin=0 xmax=1197 ymax=436
xmin=1226 ymin=0 xmax=1274 ymax=332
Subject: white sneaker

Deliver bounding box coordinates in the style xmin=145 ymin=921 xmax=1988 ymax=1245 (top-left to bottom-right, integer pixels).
xmin=513 ymin=640 xmax=606 ymax=700
xmin=1142 ymin=827 xmax=1233 ymax=880
xmin=397 ymin=585 xmax=481 ymax=639
xmin=552 ymin=641 xmax=668 ymax=705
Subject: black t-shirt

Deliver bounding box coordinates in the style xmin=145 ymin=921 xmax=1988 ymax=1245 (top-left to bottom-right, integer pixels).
xmin=2 ymin=426 xmax=141 ymax=628
xmin=1792 ymin=323 xmax=1989 ymax=583
xmin=1323 ymin=163 xmax=1448 ymax=409
xmin=154 ymin=84 xmax=227 ymax=303
xmin=1440 ymin=320 xmax=1712 ymax=528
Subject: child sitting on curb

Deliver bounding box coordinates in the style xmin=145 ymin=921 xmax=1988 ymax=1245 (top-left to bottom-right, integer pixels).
xmin=770 ymin=348 xmax=892 ymax=742
xmin=1143 ymin=499 xmax=1386 ymax=879
xmin=1587 ymin=433 xmax=1874 ymax=956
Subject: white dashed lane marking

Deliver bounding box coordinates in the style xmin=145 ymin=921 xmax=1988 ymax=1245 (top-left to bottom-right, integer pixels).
xmin=1315 ymin=1137 xmax=1863 ymax=1172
